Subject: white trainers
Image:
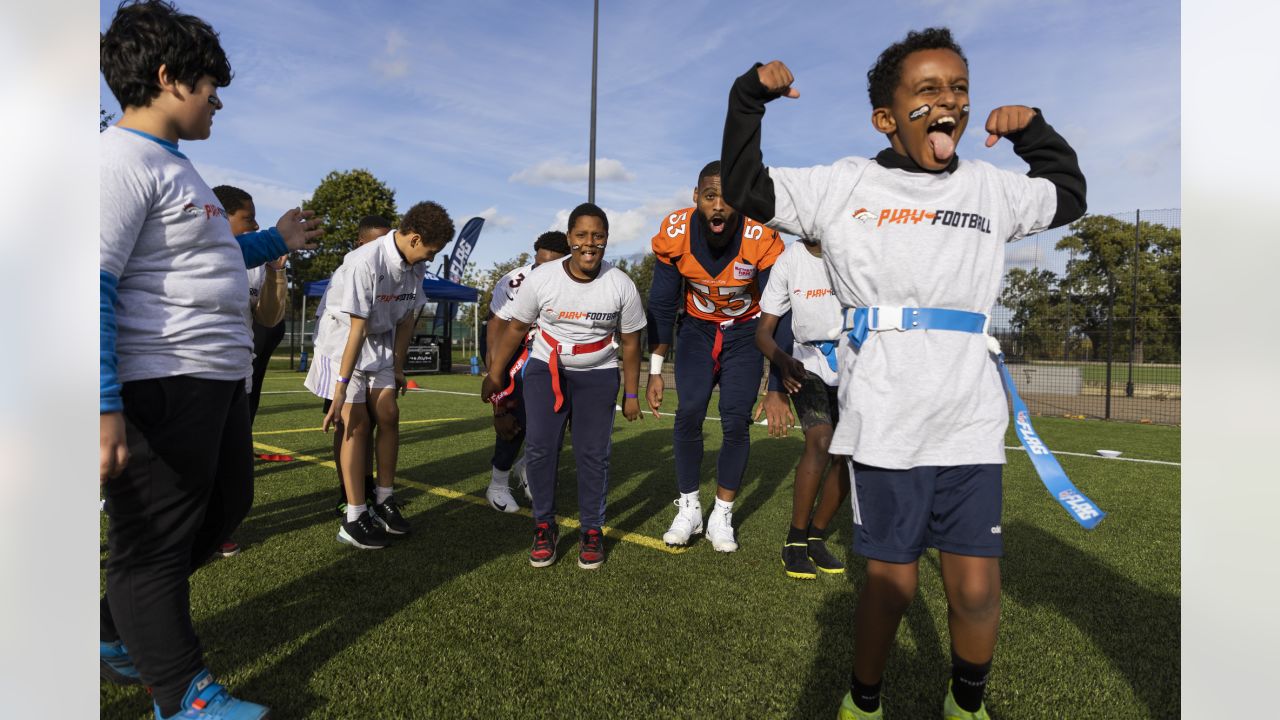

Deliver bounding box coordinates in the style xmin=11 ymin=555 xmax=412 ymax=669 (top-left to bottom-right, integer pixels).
xmin=485 ymin=481 xmax=519 ymax=513
xmin=706 ymin=503 xmax=738 ymax=552
xmin=512 ymin=455 xmax=531 ymax=502
xmin=662 ymin=493 xmax=703 ymax=546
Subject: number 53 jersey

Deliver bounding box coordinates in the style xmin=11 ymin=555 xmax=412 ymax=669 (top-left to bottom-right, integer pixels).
xmin=651 ymin=207 xmax=784 ymax=323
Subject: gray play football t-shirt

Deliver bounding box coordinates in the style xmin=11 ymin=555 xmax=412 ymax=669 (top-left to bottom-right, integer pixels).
xmin=313 ymin=231 xmax=426 ymax=372
xmin=500 ymin=259 xmax=646 ymax=371
xmin=758 ymin=242 xmax=843 ymax=387
xmin=768 ymin=156 xmax=1056 ymax=468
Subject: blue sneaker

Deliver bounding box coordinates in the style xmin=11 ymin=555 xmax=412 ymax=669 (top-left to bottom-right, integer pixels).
xmin=155 ymin=669 xmax=269 ymax=719
xmin=100 ymin=640 xmax=141 ymax=685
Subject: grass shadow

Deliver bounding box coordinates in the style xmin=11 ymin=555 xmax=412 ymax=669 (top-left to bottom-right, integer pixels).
xmin=1001 ymin=521 xmax=1179 ymax=718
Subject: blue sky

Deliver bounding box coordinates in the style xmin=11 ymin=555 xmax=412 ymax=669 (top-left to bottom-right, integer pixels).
xmin=99 ymin=0 xmax=1180 ymax=274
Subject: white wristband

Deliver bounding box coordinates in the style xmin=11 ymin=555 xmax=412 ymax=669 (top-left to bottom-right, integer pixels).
xmin=649 ymin=353 xmax=665 ymax=376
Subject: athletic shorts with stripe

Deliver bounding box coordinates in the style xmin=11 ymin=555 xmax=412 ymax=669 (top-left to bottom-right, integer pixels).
xmin=848 ymin=462 xmax=1003 ymax=562
xmin=304 ymin=353 xmax=395 ymax=404
xmin=790 ymin=370 xmax=839 ymax=431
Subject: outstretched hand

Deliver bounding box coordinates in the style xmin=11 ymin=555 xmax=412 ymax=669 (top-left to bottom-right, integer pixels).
xmin=756 ymin=60 xmax=800 ymax=99
xmin=984 ymin=105 xmax=1037 ymax=147
xmin=276 ymin=208 xmax=322 ymax=252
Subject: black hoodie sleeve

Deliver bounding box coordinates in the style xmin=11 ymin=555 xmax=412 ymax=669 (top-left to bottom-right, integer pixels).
xmin=721 ymin=64 xmax=779 ymax=225
xmin=1008 ymin=110 xmax=1087 ymax=228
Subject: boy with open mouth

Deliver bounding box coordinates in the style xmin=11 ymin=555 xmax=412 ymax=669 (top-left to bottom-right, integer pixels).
xmin=721 ymin=26 xmax=1086 ymax=720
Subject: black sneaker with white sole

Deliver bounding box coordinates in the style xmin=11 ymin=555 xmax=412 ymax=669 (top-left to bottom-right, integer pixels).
xmin=338 ymin=510 xmax=389 ymax=549
xmin=372 ymin=496 xmax=411 ymax=535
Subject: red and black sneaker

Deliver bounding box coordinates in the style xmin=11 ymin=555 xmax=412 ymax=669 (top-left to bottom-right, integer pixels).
xmin=578 ymin=527 xmax=606 ymax=570
xmin=529 ymin=522 xmax=559 ymax=568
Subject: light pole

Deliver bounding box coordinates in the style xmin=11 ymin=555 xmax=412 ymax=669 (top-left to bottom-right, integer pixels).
xmin=588 ymin=0 xmax=599 ymax=203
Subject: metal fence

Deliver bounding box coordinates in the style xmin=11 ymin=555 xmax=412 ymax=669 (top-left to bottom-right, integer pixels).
xmin=616 ymin=208 xmax=1181 ymax=426
xmin=991 ymin=209 xmax=1181 ymax=425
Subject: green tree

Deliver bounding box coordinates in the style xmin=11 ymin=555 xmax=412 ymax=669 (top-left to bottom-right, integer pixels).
xmin=614 ymin=252 xmax=657 ymax=308
xmin=293 ymin=169 xmax=399 ymax=307
xmin=999 ymin=267 xmax=1066 ymax=359
xmin=100 ymin=106 xmax=115 ymax=132
xmin=1055 ymin=215 xmax=1181 ymax=363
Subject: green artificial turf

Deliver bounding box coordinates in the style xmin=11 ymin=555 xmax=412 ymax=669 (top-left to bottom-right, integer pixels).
xmin=101 ymin=369 xmax=1179 ymax=719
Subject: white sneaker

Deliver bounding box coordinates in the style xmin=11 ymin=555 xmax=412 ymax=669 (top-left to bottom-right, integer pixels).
xmin=706 ymin=503 xmax=738 ymax=552
xmin=512 ymin=455 xmax=531 ymax=502
xmin=485 ymin=483 xmax=519 ymax=513
xmin=662 ymin=494 xmax=703 ymax=546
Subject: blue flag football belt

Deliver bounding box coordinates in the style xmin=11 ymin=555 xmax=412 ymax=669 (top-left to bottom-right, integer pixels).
xmin=804 ymin=340 xmax=839 ymax=372
xmin=839 ymin=306 xmax=1105 ymax=530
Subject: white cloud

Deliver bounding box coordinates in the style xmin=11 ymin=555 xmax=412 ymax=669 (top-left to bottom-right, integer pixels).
xmin=510 ymin=158 xmax=635 ymax=187
xmin=193 ymin=162 xmax=311 ymax=219
xmin=372 ymin=29 xmax=409 ymax=79
xmin=475 ymin=206 xmax=516 ymax=228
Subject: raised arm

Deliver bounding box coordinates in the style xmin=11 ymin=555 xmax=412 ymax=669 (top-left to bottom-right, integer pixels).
xmin=721 ymin=61 xmax=799 ymax=224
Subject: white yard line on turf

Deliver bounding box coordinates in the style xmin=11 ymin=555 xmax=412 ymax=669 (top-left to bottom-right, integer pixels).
xmin=1005 ymin=445 xmax=1180 ymax=467
xmin=262 ymin=388 xmax=1181 ymax=467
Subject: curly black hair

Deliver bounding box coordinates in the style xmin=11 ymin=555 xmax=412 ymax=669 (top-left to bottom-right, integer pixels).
xmin=358 ymin=214 xmax=393 ymax=232
xmin=400 ymin=202 xmax=454 ymax=247
xmin=211 ymin=185 xmax=252 ymax=214
xmin=101 ymin=0 xmax=233 ymax=110
xmin=534 ymin=230 xmax=570 ymax=255
xmin=698 ymin=160 xmax=721 ymax=185
xmin=567 ymin=202 xmax=608 ymax=234
xmin=866 ymin=27 xmax=967 ymax=109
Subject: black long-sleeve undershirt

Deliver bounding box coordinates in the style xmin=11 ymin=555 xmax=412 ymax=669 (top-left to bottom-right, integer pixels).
xmin=721 ymin=64 xmax=1087 ymax=230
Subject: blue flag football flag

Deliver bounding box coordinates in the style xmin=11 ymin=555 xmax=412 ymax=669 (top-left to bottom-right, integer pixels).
xmin=996 ymin=353 xmax=1105 ymax=529
xmin=448 ymin=217 xmax=485 ymax=285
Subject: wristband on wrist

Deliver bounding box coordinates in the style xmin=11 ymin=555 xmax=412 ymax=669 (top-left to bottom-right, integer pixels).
xmin=624 ymin=393 xmax=638 ymax=399
xmin=336 ymin=376 xmax=350 ymax=384
xmin=649 ymin=353 xmax=664 ymax=375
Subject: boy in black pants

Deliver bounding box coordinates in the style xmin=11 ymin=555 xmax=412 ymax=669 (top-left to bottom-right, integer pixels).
xmin=99 ymin=2 xmax=320 ymax=717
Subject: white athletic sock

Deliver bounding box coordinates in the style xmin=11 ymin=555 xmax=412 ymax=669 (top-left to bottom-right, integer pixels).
xmin=491 ymin=468 xmax=511 ymax=488
xmin=714 ymin=497 xmax=734 ymax=512
xmin=680 ymin=490 xmax=700 ymax=507
xmin=374 ymin=486 xmax=393 ymax=504
xmin=346 ymin=503 xmax=367 ymax=523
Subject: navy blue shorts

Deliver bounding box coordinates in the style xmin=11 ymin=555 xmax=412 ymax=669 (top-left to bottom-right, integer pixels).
xmin=849 ymin=462 xmax=1003 ymax=562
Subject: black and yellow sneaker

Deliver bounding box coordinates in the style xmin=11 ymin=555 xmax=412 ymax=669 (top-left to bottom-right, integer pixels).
xmin=808 ymin=537 xmax=845 ymax=574
xmin=783 ymin=542 xmax=817 ymax=579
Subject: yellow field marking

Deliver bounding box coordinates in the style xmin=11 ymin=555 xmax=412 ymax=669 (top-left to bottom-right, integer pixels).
xmin=252 ymin=418 xmax=463 ymax=437
xmin=252 ymin=440 xmax=685 ymax=555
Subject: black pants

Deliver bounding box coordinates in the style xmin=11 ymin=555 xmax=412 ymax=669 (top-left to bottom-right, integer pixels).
xmin=100 ymin=376 xmax=255 ymax=714
xmin=248 ymin=320 xmax=286 ymax=424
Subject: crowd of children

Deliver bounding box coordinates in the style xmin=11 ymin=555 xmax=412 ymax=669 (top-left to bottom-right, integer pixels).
xmin=99 ymin=2 xmax=1083 ymax=718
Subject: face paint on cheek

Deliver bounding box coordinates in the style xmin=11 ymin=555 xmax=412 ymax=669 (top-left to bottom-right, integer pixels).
xmin=961 ymin=104 xmax=970 ymax=115
xmin=909 ymin=104 xmax=931 ymax=121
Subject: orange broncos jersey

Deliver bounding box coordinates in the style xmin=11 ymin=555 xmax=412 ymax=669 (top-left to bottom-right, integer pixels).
xmin=651 ymin=207 xmax=784 ymax=323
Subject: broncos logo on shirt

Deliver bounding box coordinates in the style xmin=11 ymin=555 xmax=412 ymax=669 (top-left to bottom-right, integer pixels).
xmin=651 ymin=207 xmax=783 ymax=323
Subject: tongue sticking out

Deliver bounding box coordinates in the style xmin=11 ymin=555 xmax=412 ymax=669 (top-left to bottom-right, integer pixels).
xmin=928 ymin=131 xmax=956 ymax=161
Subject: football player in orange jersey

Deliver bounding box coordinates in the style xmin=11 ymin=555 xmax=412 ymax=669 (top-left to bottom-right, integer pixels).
xmin=646 ymin=161 xmax=785 ymax=551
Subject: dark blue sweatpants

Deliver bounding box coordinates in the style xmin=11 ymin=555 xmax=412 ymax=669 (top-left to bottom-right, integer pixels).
xmin=490 ymin=348 xmax=527 ymax=471
xmin=673 ymin=317 xmax=761 ymax=494
xmin=522 ymin=358 xmax=619 ymax=530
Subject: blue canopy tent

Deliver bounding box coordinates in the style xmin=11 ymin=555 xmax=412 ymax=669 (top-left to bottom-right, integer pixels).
xmin=296 ymin=275 xmax=479 ymax=373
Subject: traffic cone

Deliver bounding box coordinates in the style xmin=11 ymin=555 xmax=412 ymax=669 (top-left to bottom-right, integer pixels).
xmin=406 ymin=379 xmax=420 ymax=390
